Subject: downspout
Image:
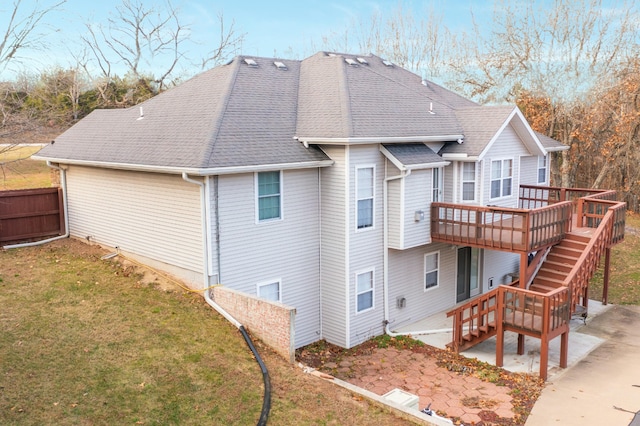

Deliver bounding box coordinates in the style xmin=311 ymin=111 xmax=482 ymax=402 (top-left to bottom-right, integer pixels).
xmin=3 ymin=161 xmax=70 ymax=249
xmin=382 ymin=163 xmax=410 ymax=335
xmin=182 ymin=172 xmax=270 ymax=425
xmin=382 ymin=166 xmax=463 ymax=338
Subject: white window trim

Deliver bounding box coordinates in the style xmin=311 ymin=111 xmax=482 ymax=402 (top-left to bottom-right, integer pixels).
xmin=461 ymin=162 xmax=477 ymax=203
xmin=355 ymin=165 xmax=376 ymax=231
xmin=255 ymin=170 xmax=283 ymax=223
xmin=537 ymin=155 xmax=548 ymax=184
xmin=424 ymin=251 xmax=440 ymax=292
xmin=490 ymin=158 xmax=514 ymax=200
xmin=256 ymin=279 xmax=282 ymax=303
xmin=355 ymin=268 xmax=375 ymax=314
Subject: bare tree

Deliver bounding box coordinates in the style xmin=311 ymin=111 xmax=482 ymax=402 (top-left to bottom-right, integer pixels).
xmin=0 ymin=0 xmax=66 ymax=74
xmin=447 ymin=0 xmax=640 ymax=104
xmin=82 ymin=0 xmax=188 ymax=95
xmin=317 ymin=3 xmax=451 ymax=78
xmin=200 ymin=12 xmax=245 ymax=69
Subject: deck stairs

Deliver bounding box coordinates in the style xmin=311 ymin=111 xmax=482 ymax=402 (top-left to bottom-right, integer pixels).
xmin=447 ymin=232 xmax=593 ymax=353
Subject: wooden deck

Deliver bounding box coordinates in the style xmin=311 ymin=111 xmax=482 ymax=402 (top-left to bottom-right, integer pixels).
xmin=442 ymin=185 xmax=626 ymax=380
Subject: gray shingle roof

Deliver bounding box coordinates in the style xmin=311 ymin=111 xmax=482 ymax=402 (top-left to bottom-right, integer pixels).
xmin=35 ymin=51 xmax=562 ymax=171
xmin=535 ymin=131 xmax=569 ymax=151
xmin=440 ymin=106 xmax=518 ymax=156
xmin=296 ymin=53 xmax=463 ymax=139
xmin=381 ymin=144 xmax=446 ymax=168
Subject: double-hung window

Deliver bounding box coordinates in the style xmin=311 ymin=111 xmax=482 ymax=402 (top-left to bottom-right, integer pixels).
xmin=257 ymin=280 xmax=281 ymax=302
xmin=462 ymin=162 xmax=476 ymax=202
xmin=257 ymin=171 xmax=281 ymax=221
xmin=356 ymin=270 xmax=374 ymax=313
xmin=424 ymin=252 xmax=439 ymax=290
xmin=432 ymin=168 xmax=442 ymax=202
xmin=356 ymin=166 xmax=374 ymax=229
xmin=537 ymin=156 xmax=547 ymax=184
xmin=490 ymin=159 xmax=513 ymax=199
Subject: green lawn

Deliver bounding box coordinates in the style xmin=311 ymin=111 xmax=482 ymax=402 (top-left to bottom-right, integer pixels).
xmin=590 ymin=212 xmax=640 ymax=305
xmin=0 ymin=240 xmax=413 ymax=426
xmin=0 ymin=145 xmax=51 ymax=190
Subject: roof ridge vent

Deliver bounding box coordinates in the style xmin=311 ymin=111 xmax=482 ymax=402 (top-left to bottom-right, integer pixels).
xmin=356 ymin=57 xmax=369 ymax=65
xmin=244 ymin=58 xmax=258 ymax=67
xmin=345 ymin=58 xmax=358 ymax=66
xmin=382 ymin=59 xmax=394 ymax=67
xmin=274 ymin=61 xmax=288 ymax=70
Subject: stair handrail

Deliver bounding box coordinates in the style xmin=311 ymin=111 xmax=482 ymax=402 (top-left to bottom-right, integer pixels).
xmin=563 ymin=198 xmax=625 ymax=311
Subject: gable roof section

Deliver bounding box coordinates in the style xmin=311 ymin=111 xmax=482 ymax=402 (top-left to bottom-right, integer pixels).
xmin=36 ymin=56 xmax=331 ymax=173
xmin=295 ymin=53 xmax=464 ymax=142
xmin=442 ymin=106 xmax=546 ymax=159
xmin=380 ymin=144 xmax=449 ymax=170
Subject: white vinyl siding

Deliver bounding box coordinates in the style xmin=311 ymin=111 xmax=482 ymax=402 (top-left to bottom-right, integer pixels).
xmin=348 ymin=146 xmax=385 ymax=347
xmin=482 ymin=124 xmax=529 ymax=207
xmin=65 ymin=166 xmax=203 ymax=280
xmin=387 ymin=243 xmax=457 ymax=326
xmin=217 ymin=168 xmax=321 ymax=348
xmin=319 ymin=146 xmax=349 ymax=347
xmin=490 ymin=159 xmax=513 ymax=199
xmin=356 ymin=166 xmax=375 ymax=230
xmin=256 ymin=171 xmax=282 ymax=222
xmin=355 ymin=269 xmax=374 ymax=313
xmin=386 ymin=176 xmax=402 ymax=248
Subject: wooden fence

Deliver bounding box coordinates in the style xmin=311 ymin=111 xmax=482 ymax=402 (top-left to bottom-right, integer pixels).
xmin=0 ymin=188 xmax=65 ymax=245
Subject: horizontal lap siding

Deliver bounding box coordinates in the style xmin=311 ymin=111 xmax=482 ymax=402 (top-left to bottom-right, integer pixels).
xmin=66 ymin=166 xmax=202 ymax=274
xmin=483 ymin=124 xmax=529 ymax=207
xmin=319 ymin=146 xmax=348 ymax=347
xmin=403 ymin=169 xmax=431 ymax=248
xmin=387 ymin=177 xmax=402 ymax=248
xmin=218 ymin=169 xmax=321 ymax=348
xmin=483 ymin=249 xmax=519 ymax=287
xmin=387 ymin=243 xmax=457 ymax=327
xmin=519 ymin=155 xmax=539 ymax=186
xmin=349 ymin=146 xmax=385 ymax=347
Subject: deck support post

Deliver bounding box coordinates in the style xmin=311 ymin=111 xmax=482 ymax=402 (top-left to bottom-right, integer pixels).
xmin=539 ymin=333 xmax=549 ymax=381
xmin=496 ymin=288 xmax=504 ymax=367
xmin=602 ymin=247 xmax=611 ymax=305
xmin=519 ymin=252 xmax=528 ymax=288
xmin=559 ymin=330 xmax=569 ymax=369
xmin=517 ymin=334 xmax=525 ymax=355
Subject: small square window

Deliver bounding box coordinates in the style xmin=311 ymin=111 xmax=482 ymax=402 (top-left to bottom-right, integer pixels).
xmin=257 ymin=281 xmax=281 ymax=302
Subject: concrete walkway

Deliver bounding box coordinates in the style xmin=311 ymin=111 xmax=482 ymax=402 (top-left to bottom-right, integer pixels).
xmin=398 ymin=300 xmax=610 ymax=381
xmin=526 ymin=305 xmax=640 ymax=426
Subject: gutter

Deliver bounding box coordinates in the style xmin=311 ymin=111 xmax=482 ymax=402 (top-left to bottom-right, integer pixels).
xmin=181 ymin=172 xmax=270 ymax=425
xmin=3 ymin=161 xmax=70 ymax=249
xmin=296 ymin=134 xmax=465 ymax=146
xmin=31 ymin=156 xmax=333 ymax=176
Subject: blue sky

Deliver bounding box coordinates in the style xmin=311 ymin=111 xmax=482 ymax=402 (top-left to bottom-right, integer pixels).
xmin=1 ymin=0 xmax=492 ymax=78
